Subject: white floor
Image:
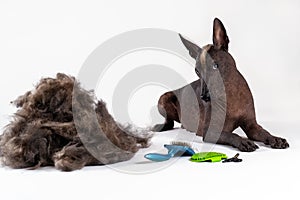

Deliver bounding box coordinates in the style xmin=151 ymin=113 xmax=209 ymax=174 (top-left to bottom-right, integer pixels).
xmin=0 ymin=122 xmax=299 ymax=200
xmin=0 ymin=1 xmax=299 ymax=199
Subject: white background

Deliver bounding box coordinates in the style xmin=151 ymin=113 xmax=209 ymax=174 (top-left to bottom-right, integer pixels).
xmin=0 ymin=1 xmax=299 ymax=200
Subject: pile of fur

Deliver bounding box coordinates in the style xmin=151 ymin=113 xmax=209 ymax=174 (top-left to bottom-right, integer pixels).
xmin=0 ymin=73 xmax=151 ymax=171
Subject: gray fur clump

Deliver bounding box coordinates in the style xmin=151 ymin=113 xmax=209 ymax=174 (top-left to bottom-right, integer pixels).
xmin=0 ymin=73 xmax=152 ymax=171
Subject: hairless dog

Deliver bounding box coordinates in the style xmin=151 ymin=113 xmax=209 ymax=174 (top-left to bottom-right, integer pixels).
xmin=153 ymin=18 xmax=289 ymax=152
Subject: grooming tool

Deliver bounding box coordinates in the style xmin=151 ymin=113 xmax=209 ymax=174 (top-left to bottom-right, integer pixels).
xmin=144 ymin=142 xmax=195 ymax=162
xmin=190 ymin=152 xmax=227 ymax=162
xmin=222 ymin=153 xmax=242 ymax=163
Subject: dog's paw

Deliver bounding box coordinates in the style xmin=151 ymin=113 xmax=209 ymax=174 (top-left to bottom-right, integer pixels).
xmin=266 ymin=136 xmax=289 ymax=149
xmin=238 ymin=139 xmax=259 ymax=152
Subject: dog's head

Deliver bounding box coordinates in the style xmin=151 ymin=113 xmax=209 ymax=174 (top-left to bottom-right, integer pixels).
xmin=179 ymin=18 xmax=237 ymax=98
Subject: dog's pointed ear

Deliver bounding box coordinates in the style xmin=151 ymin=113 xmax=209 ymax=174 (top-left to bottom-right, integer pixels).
xmin=213 ymin=18 xmax=229 ymax=51
xmin=179 ymin=34 xmax=201 ymax=60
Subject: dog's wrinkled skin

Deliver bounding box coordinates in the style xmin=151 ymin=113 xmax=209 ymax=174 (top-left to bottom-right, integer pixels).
xmin=153 ymin=18 xmax=289 ymax=152
xmin=0 ymin=73 xmax=151 ymax=171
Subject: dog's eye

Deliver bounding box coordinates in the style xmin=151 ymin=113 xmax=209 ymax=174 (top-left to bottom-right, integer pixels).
xmin=212 ymin=63 xmax=218 ymax=70
xmin=195 ymin=68 xmax=200 ymax=76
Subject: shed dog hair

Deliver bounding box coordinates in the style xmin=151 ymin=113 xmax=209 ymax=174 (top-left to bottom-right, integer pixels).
xmin=0 ymin=73 xmax=151 ymax=171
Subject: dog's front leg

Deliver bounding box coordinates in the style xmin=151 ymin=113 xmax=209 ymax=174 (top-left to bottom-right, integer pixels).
xmin=203 ymin=131 xmax=259 ymax=152
xmin=241 ymin=122 xmax=289 ymax=149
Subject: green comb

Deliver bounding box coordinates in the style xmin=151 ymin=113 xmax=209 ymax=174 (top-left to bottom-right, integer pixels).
xmin=190 ymin=152 xmax=227 ymax=162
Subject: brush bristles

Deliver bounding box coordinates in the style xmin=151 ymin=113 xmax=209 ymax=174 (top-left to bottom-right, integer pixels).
xmin=170 ymin=141 xmax=192 ymax=148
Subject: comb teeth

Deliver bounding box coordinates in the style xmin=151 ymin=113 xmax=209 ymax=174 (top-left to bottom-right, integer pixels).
xmin=170 ymin=141 xmax=192 ymax=148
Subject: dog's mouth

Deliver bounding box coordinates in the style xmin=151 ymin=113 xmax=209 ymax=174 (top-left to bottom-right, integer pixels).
xmin=200 ymin=79 xmax=210 ymax=102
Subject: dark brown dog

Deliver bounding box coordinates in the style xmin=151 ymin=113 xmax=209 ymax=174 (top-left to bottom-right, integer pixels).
xmin=153 ymin=18 xmax=289 ymax=152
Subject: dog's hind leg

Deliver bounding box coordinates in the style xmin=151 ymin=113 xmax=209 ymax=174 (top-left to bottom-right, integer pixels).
xmin=241 ymin=121 xmax=289 ymax=149
xmin=152 ymin=92 xmax=180 ymax=132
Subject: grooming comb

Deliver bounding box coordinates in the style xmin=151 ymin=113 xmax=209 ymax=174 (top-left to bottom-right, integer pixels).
xmin=144 ymin=141 xmax=195 ymax=162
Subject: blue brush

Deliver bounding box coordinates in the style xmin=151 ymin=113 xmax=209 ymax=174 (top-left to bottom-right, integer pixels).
xmin=144 ymin=142 xmax=195 ymax=162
